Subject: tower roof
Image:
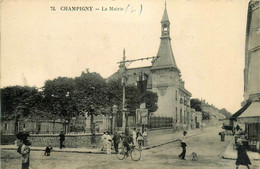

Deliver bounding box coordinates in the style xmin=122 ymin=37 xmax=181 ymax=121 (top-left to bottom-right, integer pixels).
xmin=152 ymin=38 xmax=179 ymax=71
xmin=161 ymin=2 xmax=169 ymax=22
xmin=152 ymin=4 xmax=179 ymax=71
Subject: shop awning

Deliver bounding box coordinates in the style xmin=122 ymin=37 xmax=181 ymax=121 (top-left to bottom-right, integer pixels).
xmin=237 ymin=101 xmax=260 ymax=123
xmin=230 ymin=101 xmax=252 ymax=121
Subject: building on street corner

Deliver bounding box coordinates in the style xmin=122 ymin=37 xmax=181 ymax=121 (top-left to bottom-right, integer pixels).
xmin=233 ymin=0 xmax=260 ymax=153
xmin=108 ymin=4 xmax=192 ymax=130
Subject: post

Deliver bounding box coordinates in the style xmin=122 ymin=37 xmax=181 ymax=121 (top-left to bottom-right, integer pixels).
xmin=122 ymin=49 xmax=126 ymax=133
xmin=112 ymin=105 xmax=118 ymax=133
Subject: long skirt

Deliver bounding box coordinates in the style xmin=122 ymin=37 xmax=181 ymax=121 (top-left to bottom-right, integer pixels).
xmin=236 ymin=146 xmax=251 ymax=166
xmin=107 ymin=141 xmax=111 ymax=155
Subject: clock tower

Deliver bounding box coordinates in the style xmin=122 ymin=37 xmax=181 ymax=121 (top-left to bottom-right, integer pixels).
xmin=151 ymin=3 xmax=186 ymax=119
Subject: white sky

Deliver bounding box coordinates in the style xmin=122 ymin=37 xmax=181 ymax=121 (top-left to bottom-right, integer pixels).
xmin=1 ymin=0 xmax=250 ymax=113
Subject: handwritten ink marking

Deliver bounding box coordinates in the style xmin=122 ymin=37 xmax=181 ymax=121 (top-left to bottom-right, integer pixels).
xmin=125 ymin=4 xmax=142 ymax=16
xmin=50 ymin=6 xmax=56 ymax=11
xmin=95 ymin=8 xmax=100 ymax=10
xmin=139 ymin=4 xmax=142 ymax=16
xmin=125 ymin=4 xmax=130 ymax=14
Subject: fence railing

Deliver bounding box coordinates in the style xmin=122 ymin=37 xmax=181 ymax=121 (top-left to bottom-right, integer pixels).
xmin=147 ymin=116 xmax=173 ymax=128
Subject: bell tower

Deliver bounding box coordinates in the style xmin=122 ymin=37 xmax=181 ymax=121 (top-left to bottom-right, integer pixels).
xmin=161 ymin=3 xmax=170 ymax=38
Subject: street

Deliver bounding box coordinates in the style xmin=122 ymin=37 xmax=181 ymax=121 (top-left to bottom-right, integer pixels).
xmin=1 ymin=127 xmax=259 ymax=169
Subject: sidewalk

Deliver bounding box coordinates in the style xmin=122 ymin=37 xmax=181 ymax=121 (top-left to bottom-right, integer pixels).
xmin=0 ymin=126 xmax=211 ymax=154
xmin=222 ymin=139 xmax=260 ymax=161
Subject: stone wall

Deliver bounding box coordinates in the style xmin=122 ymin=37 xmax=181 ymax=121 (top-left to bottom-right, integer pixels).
xmin=28 ymin=133 xmax=103 ymax=148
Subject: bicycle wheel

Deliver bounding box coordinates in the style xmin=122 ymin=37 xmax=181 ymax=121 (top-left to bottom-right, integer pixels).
xmin=116 ymin=147 xmax=126 ymax=160
xmin=130 ymin=147 xmax=141 ymax=161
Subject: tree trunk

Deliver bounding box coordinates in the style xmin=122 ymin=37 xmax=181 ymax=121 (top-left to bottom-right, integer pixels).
xmin=90 ymin=114 xmax=94 ymax=134
xmin=90 ymin=114 xmax=96 ymax=144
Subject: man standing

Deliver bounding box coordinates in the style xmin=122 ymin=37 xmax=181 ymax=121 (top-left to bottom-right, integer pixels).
xmin=179 ymin=131 xmax=187 ymax=160
xmin=132 ymin=128 xmax=137 ymax=146
xmin=59 ymin=130 xmax=65 ymax=149
xmin=112 ymin=131 xmax=121 ymax=153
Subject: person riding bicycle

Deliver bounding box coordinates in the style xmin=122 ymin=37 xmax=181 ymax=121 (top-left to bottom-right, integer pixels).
xmin=123 ymin=134 xmax=134 ymax=156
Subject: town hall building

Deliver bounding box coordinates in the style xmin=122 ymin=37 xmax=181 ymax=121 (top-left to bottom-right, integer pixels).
xmin=108 ymin=5 xmax=192 ymax=127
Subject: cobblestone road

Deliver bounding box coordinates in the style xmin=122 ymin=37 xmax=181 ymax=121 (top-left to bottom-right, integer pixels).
xmin=1 ymin=126 xmax=259 ymax=169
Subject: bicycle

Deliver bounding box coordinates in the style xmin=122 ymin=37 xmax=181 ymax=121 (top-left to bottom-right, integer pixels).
xmin=116 ymin=144 xmax=141 ymax=161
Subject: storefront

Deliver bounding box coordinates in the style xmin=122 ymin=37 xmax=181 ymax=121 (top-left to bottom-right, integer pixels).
xmin=238 ymin=101 xmax=260 ymax=153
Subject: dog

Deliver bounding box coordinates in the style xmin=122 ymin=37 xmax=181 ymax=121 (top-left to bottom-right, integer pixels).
xmin=44 ymin=146 xmax=53 ymax=156
xmin=191 ymin=152 xmax=198 ymax=161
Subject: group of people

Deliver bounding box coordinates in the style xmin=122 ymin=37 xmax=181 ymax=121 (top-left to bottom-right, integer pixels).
xmin=100 ymin=128 xmax=148 ymax=155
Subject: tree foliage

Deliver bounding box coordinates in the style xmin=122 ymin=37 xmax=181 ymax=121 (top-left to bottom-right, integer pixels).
xmin=1 ymin=86 xmax=46 ymax=121
xmin=190 ymin=98 xmax=202 ymax=111
xmin=202 ymin=111 xmax=210 ymax=120
xmin=1 ymin=70 xmax=159 ymax=132
xmin=219 ymin=108 xmax=232 ymax=119
xmin=107 ymin=78 xmax=158 ymax=116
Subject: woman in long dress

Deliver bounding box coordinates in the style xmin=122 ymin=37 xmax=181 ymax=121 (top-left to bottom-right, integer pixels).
xmin=236 ymin=139 xmax=251 ymax=169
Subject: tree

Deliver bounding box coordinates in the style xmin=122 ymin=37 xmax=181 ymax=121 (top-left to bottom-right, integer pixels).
xmin=1 ymin=86 xmax=45 ymax=134
xmin=190 ymin=98 xmax=202 ymax=111
xmin=219 ymin=108 xmax=232 ymax=119
xmin=43 ymin=77 xmax=77 ymax=133
xmin=145 ymin=91 xmax=158 ymax=116
xmin=74 ymin=71 xmax=108 ymax=135
xmin=202 ymin=111 xmax=210 ymax=120
xmin=107 ymin=78 xmax=158 ymax=117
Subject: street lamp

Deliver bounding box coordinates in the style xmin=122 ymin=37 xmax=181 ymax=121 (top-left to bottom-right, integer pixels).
xmin=111 ymin=105 xmax=118 ymax=133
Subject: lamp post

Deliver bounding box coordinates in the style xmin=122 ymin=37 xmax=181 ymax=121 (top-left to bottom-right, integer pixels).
xmin=112 ymin=105 xmax=118 ymax=133
xmin=136 ymin=71 xmax=148 ymax=132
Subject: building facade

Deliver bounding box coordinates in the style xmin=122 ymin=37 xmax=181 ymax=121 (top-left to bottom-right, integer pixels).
xmin=237 ymin=0 xmax=260 ymax=153
xmin=108 ymin=5 xmax=192 ymax=127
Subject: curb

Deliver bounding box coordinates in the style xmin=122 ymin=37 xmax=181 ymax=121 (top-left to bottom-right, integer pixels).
xmin=1 ymin=129 xmax=206 ymax=154
xmin=143 ymin=130 xmax=205 ymax=150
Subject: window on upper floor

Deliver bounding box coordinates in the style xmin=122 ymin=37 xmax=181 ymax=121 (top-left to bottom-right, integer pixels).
xmin=5 ymin=124 xmax=8 ymax=130
xmin=180 ymin=109 xmax=183 ymax=123
xmin=176 ymin=107 xmax=178 ymax=123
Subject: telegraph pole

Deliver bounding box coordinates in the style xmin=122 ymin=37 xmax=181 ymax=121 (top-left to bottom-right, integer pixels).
xmin=118 ymin=49 xmax=159 ymax=134
xmin=122 ymin=49 xmax=126 ymax=132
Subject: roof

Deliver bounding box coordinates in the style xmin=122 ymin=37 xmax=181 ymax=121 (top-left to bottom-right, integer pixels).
xmin=152 ymin=36 xmax=179 ymax=71
xmin=161 ymin=4 xmax=169 ymax=22
xmin=107 ymin=66 xmax=153 ymax=89
xmin=230 ymin=101 xmax=252 ymax=120
xmin=152 ymin=5 xmax=179 ymax=71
